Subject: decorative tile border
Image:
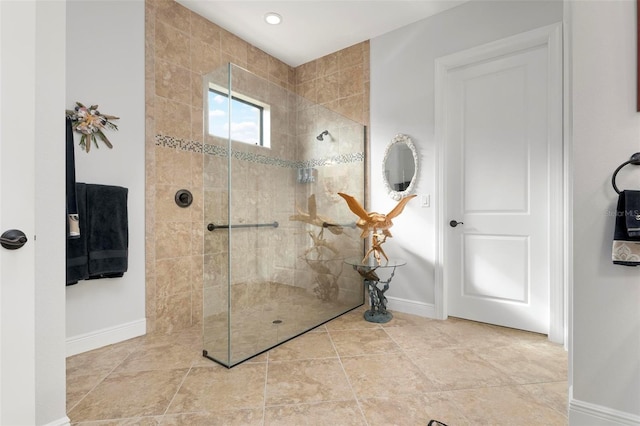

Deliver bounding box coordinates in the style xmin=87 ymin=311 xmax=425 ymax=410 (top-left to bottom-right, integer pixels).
xmin=155 ymin=134 xmax=364 ymax=168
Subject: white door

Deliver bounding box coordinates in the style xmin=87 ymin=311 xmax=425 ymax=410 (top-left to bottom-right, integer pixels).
xmin=440 ymin=25 xmax=562 ymax=334
xmin=1 ymin=2 xmax=67 ymax=424
xmin=0 ymin=1 xmax=38 ymax=422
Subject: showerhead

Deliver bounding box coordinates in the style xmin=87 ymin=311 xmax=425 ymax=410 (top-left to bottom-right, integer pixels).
xmin=316 ymin=130 xmax=329 ymax=141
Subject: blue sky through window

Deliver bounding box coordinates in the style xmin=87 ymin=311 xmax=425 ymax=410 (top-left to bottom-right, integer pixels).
xmin=208 ymin=90 xmax=262 ymax=145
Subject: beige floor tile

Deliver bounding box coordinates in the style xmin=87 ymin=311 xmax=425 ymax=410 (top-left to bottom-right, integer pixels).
xmin=325 ymin=307 xmax=381 ymax=331
xmin=161 ymin=409 xmax=263 ymax=425
xmin=67 ymin=339 xmax=140 ymax=381
xmin=447 ymin=385 xmax=568 ymax=425
xmin=520 ymin=381 xmax=569 ymax=416
xmin=410 ymin=347 xmax=515 ymax=391
xmin=114 ymin=341 xmax=202 ymax=373
xmin=66 ymin=372 xmax=107 ymax=412
xmin=71 ymin=416 xmax=162 ymax=425
xmin=433 ymin=318 xmax=515 ymax=348
xmin=67 ymin=308 xmax=568 ymax=426
xmin=383 ymin=324 xmax=458 ymax=352
xmin=268 ymin=330 xmax=338 ymax=361
xmin=474 ymin=341 xmax=568 ymax=384
xmin=329 ymin=328 xmax=401 ymax=357
xmin=264 ymin=400 xmax=366 ymax=425
xmin=340 ymin=353 xmax=438 ymax=398
xmin=166 ymin=364 xmax=266 ymax=413
xmin=68 ymin=369 xmax=189 ymax=422
xmin=266 ymin=358 xmax=354 ymax=405
xmin=382 ymin=310 xmax=439 ymax=327
xmin=359 ymin=393 xmax=471 ymax=426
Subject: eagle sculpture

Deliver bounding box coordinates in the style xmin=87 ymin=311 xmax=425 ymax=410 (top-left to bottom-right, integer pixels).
xmin=337 ymin=192 xmax=416 ymax=263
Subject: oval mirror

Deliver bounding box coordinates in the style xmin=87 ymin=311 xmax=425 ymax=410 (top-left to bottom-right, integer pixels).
xmin=382 ymin=134 xmax=418 ymax=201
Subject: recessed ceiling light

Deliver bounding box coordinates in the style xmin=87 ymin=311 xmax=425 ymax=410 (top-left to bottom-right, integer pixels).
xmin=264 ymin=12 xmax=282 ymax=25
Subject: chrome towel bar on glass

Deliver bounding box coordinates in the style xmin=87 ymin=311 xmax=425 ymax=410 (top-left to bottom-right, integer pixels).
xmin=207 ymin=222 xmax=279 ymax=231
xmin=612 ymin=152 xmax=640 ymax=194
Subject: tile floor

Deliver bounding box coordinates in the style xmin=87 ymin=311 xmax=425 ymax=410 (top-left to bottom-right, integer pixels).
xmin=66 ymin=307 xmax=568 ymax=425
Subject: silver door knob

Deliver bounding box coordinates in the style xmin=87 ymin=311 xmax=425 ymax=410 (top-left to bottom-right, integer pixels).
xmin=449 ymin=220 xmax=464 ymax=228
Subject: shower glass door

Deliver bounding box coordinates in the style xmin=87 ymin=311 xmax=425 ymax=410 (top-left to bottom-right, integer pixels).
xmin=203 ymin=63 xmax=365 ymax=367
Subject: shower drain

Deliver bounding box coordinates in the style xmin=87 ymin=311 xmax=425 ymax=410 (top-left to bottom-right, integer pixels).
xmin=272 ymin=319 xmax=283 ymax=324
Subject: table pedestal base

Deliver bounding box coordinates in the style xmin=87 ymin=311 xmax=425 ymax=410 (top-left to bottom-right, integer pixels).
xmin=345 ymin=258 xmax=405 ymax=325
xmin=364 ymin=309 xmax=393 ymax=323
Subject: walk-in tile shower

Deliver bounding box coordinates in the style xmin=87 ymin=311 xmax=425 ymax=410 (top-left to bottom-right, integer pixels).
xmin=202 ymin=63 xmax=366 ymax=367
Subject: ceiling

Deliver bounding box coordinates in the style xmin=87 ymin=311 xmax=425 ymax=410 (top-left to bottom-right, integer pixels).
xmin=176 ymin=1 xmax=468 ymax=67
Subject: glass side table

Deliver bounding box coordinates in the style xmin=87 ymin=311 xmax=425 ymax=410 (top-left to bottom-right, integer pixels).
xmin=344 ymin=257 xmax=406 ymax=323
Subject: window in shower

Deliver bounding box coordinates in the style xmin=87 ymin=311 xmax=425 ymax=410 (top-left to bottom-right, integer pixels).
xmin=208 ymin=86 xmax=271 ymax=147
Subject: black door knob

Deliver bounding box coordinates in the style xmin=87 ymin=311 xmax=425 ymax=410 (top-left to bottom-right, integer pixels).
xmin=449 ymin=220 xmax=464 ymax=228
xmin=1 ymin=229 xmax=28 ymax=250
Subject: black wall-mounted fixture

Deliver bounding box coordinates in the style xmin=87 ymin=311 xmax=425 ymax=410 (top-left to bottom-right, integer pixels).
xmin=1 ymin=229 xmax=27 ymax=250
xmin=175 ymin=189 xmax=193 ymax=208
xmin=612 ymin=152 xmax=640 ymax=194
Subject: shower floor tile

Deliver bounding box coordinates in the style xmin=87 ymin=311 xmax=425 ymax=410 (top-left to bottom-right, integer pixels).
xmin=66 ymin=307 xmax=569 ymax=425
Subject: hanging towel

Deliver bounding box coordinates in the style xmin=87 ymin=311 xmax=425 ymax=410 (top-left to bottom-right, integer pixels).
xmin=86 ymin=183 xmax=129 ymax=279
xmin=612 ymin=190 xmax=640 ymax=266
xmin=66 ymin=117 xmax=80 ymax=238
xmin=65 ymin=183 xmax=128 ymax=284
xmin=66 ymin=183 xmax=88 ymax=285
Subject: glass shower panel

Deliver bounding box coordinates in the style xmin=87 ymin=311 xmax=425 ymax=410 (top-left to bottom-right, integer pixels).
xmin=203 ymin=63 xmax=365 ymax=367
xmin=202 ymin=64 xmax=231 ymax=365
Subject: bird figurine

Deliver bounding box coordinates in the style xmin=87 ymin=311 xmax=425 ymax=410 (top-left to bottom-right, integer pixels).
xmin=337 ymin=192 xmax=416 ymax=263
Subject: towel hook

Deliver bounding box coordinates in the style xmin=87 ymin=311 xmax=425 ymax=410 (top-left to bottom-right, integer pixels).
xmin=612 ymin=152 xmax=640 ymax=194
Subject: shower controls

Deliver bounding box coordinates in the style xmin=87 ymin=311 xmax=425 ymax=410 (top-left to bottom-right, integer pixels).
xmin=175 ymin=189 xmax=193 ymax=208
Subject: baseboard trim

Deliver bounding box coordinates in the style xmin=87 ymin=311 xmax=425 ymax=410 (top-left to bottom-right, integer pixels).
xmin=43 ymin=416 xmax=70 ymax=426
xmin=66 ymin=318 xmax=146 ymax=357
xmin=569 ymin=396 xmax=640 ymax=425
xmin=386 ymin=296 xmax=436 ymax=318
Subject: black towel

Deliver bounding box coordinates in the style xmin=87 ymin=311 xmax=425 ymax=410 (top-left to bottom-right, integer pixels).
xmin=66 ymin=118 xmax=80 ymax=238
xmin=86 ymin=184 xmax=129 ymax=279
xmin=612 ymin=190 xmax=640 ymax=266
xmin=66 ymin=183 xmax=88 ymax=285
xmin=65 ymin=183 xmax=128 ymax=285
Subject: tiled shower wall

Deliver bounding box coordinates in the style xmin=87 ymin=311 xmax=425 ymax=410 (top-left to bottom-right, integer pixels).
xmin=145 ymin=0 xmax=370 ymax=334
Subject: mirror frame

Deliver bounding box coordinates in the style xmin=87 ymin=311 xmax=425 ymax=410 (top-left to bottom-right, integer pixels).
xmin=382 ymin=133 xmax=419 ymax=201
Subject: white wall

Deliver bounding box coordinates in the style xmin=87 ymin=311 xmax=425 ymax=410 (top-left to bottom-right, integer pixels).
xmin=569 ymin=1 xmax=640 ymax=423
xmin=370 ymin=0 xmax=563 ymax=315
xmin=65 ymin=0 xmax=146 ymax=355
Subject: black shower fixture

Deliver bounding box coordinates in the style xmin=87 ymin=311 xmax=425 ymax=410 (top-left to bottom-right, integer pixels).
xmin=316 ymin=130 xmax=329 ymax=141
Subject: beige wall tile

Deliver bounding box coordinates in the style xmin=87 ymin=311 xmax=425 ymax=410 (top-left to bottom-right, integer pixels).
xmin=155 ymin=96 xmax=191 ymax=140
xmin=295 ymin=61 xmax=317 ymax=84
xmin=155 ymin=59 xmax=192 ymax=107
xmin=190 ymin=39 xmax=222 ymax=76
xmin=155 ymin=221 xmax=192 ymax=260
xmin=155 ymin=20 xmax=190 ymax=66
xmin=156 ymin=257 xmax=193 ymax=298
xmin=339 ymin=64 xmax=364 ymax=98
xmin=155 ymin=0 xmax=191 ymax=33
xmin=146 ymin=0 xmax=368 ymax=336
xmin=221 ymin=29 xmax=249 ymax=64
xmin=338 ymin=43 xmax=364 ymax=69
xmin=317 ymin=72 xmax=340 ymax=105
xmin=156 ymin=291 xmax=193 ymax=333
xmin=247 ymin=46 xmax=270 ymax=80
xmin=190 ymin=11 xmax=220 ymax=46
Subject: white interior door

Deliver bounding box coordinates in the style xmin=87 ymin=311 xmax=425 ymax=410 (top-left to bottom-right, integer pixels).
xmin=0 ymin=2 xmax=38 ymax=423
xmin=1 ymin=2 xmax=67 ymax=424
xmin=441 ymin=26 xmax=562 ymax=334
